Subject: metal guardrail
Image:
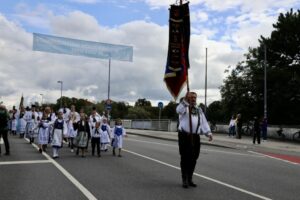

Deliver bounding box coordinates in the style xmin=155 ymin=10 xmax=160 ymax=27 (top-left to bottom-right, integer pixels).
xmin=110 ymin=119 xmax=178 ymax=132
xmin=110 ymin=119 xmax=299 ymax=142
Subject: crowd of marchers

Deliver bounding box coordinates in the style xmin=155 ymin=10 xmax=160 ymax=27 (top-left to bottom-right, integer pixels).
xmin=0 ymin=104 xmax=127 ymax=158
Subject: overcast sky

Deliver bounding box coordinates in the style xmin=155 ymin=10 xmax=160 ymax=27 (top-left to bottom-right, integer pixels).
xmin=0 ymin=0 xmax=299 ymax=109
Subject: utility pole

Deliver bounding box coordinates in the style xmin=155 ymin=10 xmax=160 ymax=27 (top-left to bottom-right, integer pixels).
xmin=107 ymin=58 xmax=111 ymax=121
xmin=57 ymin=80 xmax=63 ymax=108
xmin=205 ymin=47 xmax=208 ymax=114
xmin=40 ymin=94 xmax=43 ymax=106
xmin=264 ymin=45 xmax=267 ymax=119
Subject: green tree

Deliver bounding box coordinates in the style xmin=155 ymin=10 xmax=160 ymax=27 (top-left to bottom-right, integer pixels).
xmin=162 ymin=101 xmax=178 ymax=120
xmin=259 ymin=9 xmax=300 ymax=124
xmin=55 ymin=96 xmax=95 ymax=113
xmin=207 ymin=101 xmax=224 ymax=123
xmin=134 ymin=98 xmax=152 ymax=107
xmin=220 ymin=9 xmax=300 ymax=124
xmin=134 ymin=98 xmax=158 ymax=118
xmin=126 ymin=107 xmax=151 ymax=119
xmin=111 ymin=101 xmax=129 ymax=119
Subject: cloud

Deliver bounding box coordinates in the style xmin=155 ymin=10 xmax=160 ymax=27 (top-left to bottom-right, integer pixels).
xmin=195 ymin=11 xmax=209 ymax=22
xmin=1 ymin=0 xmax=299 ymax=109
xmin=12 ymin=3 xmax=53 ymax=30
xmin=144 ymin=0 xmax=202 ymax=8
xmin=144 ymin=0 xmax=299 ymax=12
xmin=0 ymin=11 xmax=166 ymax=107
xmin=223 ymin=11 xmax=279 ymax=49
xmin=1 ymin=9 xmax=239 ymax=108
xmin=67 ymin=0 xmax=99 ymax=4
xmin=50 ymin=11 xmax=101 ymax=38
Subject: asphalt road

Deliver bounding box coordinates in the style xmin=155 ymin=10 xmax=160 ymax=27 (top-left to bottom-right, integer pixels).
xmin=0 ymin=134 xmax=299 ymax=200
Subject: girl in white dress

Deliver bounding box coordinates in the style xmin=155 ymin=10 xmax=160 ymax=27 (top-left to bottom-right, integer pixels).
xmin=51 ymin=112 xmax=67 ymax=158
xmin=10 ymin=110 xmax=17 ymax=135
xmin=67 ymin=113 xmax=78 ymax=152
xmin=100 ymin=118 xmax=111 ymax=152
xmin=36 ymin=113 xmax=52 ymax=153
xmin=91 ymin=121 xmax=101 ymax=157
xmin=16 ymin=108 xmax=26 ymax=138
xmin=111 ymin=119 xmax=127 ymax=157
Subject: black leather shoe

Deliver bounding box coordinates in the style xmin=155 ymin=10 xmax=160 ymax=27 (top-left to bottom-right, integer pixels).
xmin=182 ymin=178 xmax=189 ymax=189
xmin=188 ymin=181 xmax=197 ymax=187
xmin=182 ymin=182 xmax=188 ymax=188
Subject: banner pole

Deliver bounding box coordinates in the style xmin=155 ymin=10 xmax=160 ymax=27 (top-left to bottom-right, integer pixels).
xmin=205 ymin=47 xmax=207 ymax=114
xmin=179 ymin=0 xmax=193 ymax=139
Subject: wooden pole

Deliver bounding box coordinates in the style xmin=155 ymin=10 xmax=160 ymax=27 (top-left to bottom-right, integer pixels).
xmin=179 ymin=0 xmax=193 ymax=138
xmin=204 ymin=48 xmax=207 ymax=114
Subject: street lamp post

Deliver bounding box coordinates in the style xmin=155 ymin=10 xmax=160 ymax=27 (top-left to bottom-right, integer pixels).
xmin=57 ymin=81 xmax=63 ymax=108
xmin=264 ymin=45 xmax=267 ymax=119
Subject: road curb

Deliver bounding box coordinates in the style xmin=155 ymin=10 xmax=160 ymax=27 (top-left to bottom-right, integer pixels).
xmin=127 ymin=132 xmax=236 ymax=149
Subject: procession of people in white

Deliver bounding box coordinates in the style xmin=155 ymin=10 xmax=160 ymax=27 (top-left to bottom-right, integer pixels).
xmin=7 ymin=105 xmax=126 ymax=158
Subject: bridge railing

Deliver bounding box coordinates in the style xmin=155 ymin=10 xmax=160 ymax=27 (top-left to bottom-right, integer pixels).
xmin=110 ymin=119 xmax=299 ymax=141
xmin=110 ymin=119 xmax=178 ymax=132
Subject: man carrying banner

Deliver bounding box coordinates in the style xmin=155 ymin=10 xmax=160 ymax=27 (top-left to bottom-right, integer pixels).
xmin=176 ymin=92 xmax=213 ymax=188
xmin=164 ymin=1 xmax=213 ymax=188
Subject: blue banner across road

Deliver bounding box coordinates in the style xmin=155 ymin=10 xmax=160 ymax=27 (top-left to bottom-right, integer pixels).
xmin=33 ymin=33 xmax=133 ymax=62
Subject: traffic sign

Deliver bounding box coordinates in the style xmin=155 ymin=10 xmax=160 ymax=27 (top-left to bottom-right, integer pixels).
xmin=105 ymin=104 xmax=112 ymax=111
xmin=158 ymin=102 xmax=163 ymax=109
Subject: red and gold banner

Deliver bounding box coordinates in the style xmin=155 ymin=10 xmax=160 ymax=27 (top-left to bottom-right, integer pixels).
xmin=164 ymin=2 xmax=190 ymax=100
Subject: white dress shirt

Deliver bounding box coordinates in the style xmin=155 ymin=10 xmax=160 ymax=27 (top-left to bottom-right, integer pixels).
xmin=176 ymin=100 xmax=212 ymax=135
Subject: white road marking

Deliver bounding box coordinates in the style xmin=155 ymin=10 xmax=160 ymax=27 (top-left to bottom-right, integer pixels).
xmin=126 ymin=138 xmax=175 ymax=147
xmin=203 ymin=149 xmax=264 ymax=157
xmin=248 ymin=151 xmax=299 ymax=166
xmin=0 ymin=160 xmax=51 ymax=165
xmin=123 ymin=149 xmax=272 ymax=200
xmin=24 ymin=138 xmax=97 ymax=200
xmin=126 ymin=138 xmax=263 ymax=157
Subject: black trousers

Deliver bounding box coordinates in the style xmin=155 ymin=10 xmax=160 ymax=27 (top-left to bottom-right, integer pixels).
xmin=178 ymin=132 xmax=200 ymax=181
xmin=0 ymin=130 xmax=10 ymax=154
xmin=91 ymin=137 xmax=100 ymax=155
xmin=253 ymin=130 xmax=261 ymax=144
xmin=236 ymin=127 xmax=242 ymax=139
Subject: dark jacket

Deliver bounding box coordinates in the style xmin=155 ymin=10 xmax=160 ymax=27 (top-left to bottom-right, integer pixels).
xmin=254 ymin=119 xmax=260 ymax=133
xmin=0 ymin=109 xmax=9 ymax=131
xmin=74 ymin=120 xmax=91 ymax=137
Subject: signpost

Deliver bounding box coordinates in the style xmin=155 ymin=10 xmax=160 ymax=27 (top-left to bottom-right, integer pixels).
xmin=105 ymin=104 xmax=112 ymax=111
xmin=105 ymin=99 xmax=112 ymax=120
